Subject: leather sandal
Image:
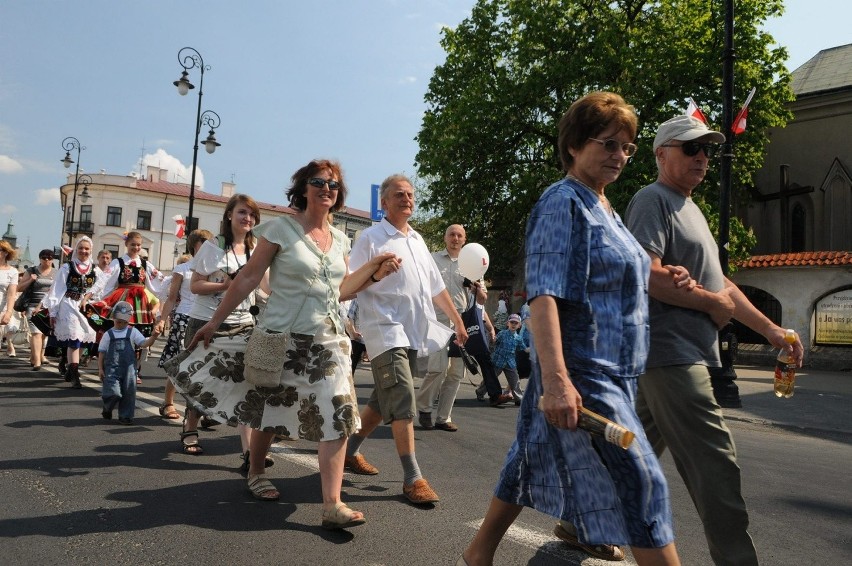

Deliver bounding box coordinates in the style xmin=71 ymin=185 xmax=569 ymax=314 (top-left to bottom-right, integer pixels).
xmin=180 ymin=427 xmax=204 ymax=455
xmin=159 ymin=404 xmax=181 ymax=420
xmin=321 ymin=502 xmax=366 ymax=530
xmin=247 ymin=474 xmax=279 ymax=501
xmin=553 ymin=521 xmax=625 ymax=561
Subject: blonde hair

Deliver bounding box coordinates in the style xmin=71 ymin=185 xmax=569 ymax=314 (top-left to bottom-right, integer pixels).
xmin=0 ymin=240 xmax=17 ymax=261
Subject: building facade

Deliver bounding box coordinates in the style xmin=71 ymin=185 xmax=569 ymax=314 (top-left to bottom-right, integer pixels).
xmin=732 ymin=44 xmax=852 ymax=369
xmin=59 ymin=166 xmax=373 ymax=272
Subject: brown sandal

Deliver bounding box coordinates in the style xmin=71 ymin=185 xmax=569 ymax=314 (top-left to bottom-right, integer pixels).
xmin=553 ymin=521 xmax=625 ymax=561
xmin=159 ymin=404 xmax=181 ymax=420
xmin=180 ymin=428 xmax=204 ymax=455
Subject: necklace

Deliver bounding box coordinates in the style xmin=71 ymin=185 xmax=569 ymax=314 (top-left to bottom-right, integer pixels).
xmin=566 ymin=174 xmax=612 ymax=213
xmin=310 ymin=228 xmax=330 ymax=252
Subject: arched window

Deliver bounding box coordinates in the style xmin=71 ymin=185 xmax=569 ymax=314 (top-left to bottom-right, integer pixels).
xmin=733 ymin=286 xmax=782 ymax=344
xmin=791 ymin=203 xmax=806 ymax=252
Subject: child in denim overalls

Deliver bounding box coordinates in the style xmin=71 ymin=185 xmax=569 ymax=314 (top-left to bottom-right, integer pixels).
xmin=98 ymin=301 xmax=160 ymax=425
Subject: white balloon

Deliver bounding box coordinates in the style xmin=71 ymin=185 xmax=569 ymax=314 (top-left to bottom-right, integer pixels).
xmin=458 ymin=243 xmax=490 ymax=281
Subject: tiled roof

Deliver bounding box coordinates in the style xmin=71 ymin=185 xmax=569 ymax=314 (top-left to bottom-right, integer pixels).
xmin=135 ymin=180 xmax=370 ymax=219
xmin=791 ymin=43 xmax=852 ymax=96
xmin=737 ymin=251 xmax=852 ymax=268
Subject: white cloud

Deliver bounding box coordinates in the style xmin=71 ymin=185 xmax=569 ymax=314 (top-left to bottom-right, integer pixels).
xmin=0 ymin=204 xmax=15 ymax=214
xmin=0 ymin=155 xmax=23 ymax=173
xmin=35 ymin=188 xmax=60 ymax=205
xmin=137 ymin=148 xmax=205 ymax=189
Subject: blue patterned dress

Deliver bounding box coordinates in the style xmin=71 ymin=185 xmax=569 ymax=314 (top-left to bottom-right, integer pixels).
xmin=494 ymin=177 xmax=674 ymax=548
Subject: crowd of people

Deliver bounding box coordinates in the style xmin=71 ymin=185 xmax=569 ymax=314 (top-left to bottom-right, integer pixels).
xmin=0 ymin=92 xmax=806 ymax=564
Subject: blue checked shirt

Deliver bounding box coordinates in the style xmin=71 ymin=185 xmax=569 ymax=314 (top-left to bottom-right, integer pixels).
xmin=491 ymin=328 xmax=522 ymax=369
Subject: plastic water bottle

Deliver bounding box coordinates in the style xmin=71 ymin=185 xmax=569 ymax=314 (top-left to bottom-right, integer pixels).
xmin=774 ymin=329 xmax=797 ymax=398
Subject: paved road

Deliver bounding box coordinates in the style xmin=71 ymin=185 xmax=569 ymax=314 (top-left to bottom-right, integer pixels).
xmin=0 ymin=344 xmax=849 ymax=565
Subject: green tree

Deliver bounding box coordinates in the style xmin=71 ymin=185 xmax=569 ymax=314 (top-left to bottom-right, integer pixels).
xmin=416 ymin=0 xmax=792 ymax=275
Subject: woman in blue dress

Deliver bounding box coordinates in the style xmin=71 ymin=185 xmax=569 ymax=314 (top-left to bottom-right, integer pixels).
xmin=460 ymin=92 xmax=682 ymax=565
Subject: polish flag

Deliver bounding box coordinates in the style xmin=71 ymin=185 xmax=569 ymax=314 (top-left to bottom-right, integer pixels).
xmin=686 ymin=97 xmax=708 ymax=124
xmin=732 ymin=87 xmax=756 ymax=135
xmin=173 ymin=215 xmax=186 ymax=239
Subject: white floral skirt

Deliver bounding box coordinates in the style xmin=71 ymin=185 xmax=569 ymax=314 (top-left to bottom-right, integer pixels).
xmin=165 ymin=318 xmax=360 ymax=442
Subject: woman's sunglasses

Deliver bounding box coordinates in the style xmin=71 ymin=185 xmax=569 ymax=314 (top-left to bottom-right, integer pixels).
xmin=307 ymin=178 xmax=340 ymax=190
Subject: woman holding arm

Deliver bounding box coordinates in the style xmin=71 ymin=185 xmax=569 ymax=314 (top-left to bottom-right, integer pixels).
xmin=170 ymin=159 xmax=396 ymax=530
xmin=460 ymin=92 xmax=681 ymax=565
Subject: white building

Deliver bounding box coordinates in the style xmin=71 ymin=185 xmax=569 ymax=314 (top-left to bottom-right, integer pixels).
xmin=59 ymin=166 xmax=373 ymax=271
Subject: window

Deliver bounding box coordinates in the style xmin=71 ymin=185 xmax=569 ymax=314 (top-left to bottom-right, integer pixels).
xmin=791 ymin=204 xmax=806 ymax=252
xmin=106 ymin=206 xmax=122 ymax=227
xmin=137 ymin=210 xmax=152 ymax=231
xmin=187 ymin=216 xmax=199 ymax=232
xmin=104 ymin=244 xmax=120 ymax=257
xmin=80 ymin=205 xmax=92 ymax=224
xmin=732 ymin=286 xmax=782 ymax=345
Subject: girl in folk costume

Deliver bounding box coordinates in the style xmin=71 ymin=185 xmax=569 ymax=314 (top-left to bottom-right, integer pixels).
xmin=42 ymin=237 xmax=104 ymax=388
xmin=97 ymin=231 xmax=166 ymax=336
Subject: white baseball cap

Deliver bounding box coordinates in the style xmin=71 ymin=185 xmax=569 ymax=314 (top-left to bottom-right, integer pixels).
xmin=653 ymin=115 xmax=726 ymax=151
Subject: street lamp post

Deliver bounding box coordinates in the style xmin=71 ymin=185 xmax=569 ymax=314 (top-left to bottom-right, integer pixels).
xmin=709 ymin=0 xmax=743 ymax=408
xmin=173 ymin=47 xmax=221 ymax=243
xmin=61 ymin=137 xmax=91 ymax=248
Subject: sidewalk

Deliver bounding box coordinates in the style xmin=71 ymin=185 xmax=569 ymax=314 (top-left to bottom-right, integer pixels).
xmin=722 ymin=365 xmax=852 ymax=437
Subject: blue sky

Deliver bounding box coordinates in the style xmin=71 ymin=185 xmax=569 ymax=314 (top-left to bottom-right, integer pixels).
xmin=1 ymin=1 xmax=849 ymax=262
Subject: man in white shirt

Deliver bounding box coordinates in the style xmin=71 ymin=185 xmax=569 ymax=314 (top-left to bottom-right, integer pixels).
xmin=346 ymin=174 xmax=468 ymax=505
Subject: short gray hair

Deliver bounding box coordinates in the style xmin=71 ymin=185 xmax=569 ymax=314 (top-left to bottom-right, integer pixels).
xmin=379 ymin=174 xmax=413 ymax=202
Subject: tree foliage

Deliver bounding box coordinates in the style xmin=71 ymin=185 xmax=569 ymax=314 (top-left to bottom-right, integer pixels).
xmin=416 ymin=0 xmax=793 ymax=275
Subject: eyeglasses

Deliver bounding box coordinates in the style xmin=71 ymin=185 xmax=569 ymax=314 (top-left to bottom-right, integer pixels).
xmin=660 ymin=141 xmax=719 ymax=158
xmin=307 ymin=178 xmax=341 ymax=190
xmin=588 ymin=137 xmax=638 ymax=157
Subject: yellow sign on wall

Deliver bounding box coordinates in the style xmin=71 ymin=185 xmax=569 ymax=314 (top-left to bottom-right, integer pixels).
xmin=815 ymin=289 xmax=852 ymax=345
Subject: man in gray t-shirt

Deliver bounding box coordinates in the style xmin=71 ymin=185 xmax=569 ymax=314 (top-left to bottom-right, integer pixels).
xmin=625 ymin=115 xmax=803 ymax=566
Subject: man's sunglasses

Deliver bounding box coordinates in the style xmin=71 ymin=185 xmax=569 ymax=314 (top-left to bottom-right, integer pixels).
xmin=660 ymin=141 xmax=719 ymax=158
xmin=588 ymin=137 xmax=638 ymax=157
xmin=307 ymin=178 xmax=341 ymax=190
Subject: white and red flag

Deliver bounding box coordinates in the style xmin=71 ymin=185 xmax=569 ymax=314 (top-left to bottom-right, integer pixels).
xmin=686 ymin=97 xmax=708 ymax=124
xmin=173 ymin=215 xmax=186 ymax=239
xmin=731 ymin=87 xmax=756 ymax=135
